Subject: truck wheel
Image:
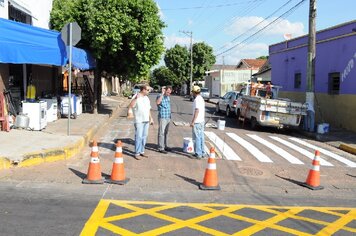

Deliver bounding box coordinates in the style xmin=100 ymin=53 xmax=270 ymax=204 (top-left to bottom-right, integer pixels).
xmin=226 ymin=106 xmax=231 ymax=117
xmin=236 ymin=109 xmax=241 ymax=122
xmin=250 ymin=117 xmax=257 ymax=129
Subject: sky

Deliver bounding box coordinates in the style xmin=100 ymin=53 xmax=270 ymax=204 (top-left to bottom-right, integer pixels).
xmin=154 ymin=0 xmax=356 ymax=66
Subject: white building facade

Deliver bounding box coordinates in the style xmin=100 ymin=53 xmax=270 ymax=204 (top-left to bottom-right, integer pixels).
xmin=0 ymin=0 xmax=53 ymax=29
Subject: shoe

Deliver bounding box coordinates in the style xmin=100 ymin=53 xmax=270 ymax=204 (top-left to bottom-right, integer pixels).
xmin=159 ymin=149 xmax=168 ymax=154
xmin=140 ymin=153 xmax=148 ymax=158
xmin=191 ymin=153 xmax=202 ymax=159
xmin=134 ymin=154 xmax=142 ymax=160
xmin=164 ymin=147 xmax=172 ymax=152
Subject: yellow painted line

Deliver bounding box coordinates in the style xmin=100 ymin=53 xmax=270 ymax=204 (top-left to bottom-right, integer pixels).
xmin=0 ymin=157 xmax=11 ymax=170
xmin=316 ymin=209 xmax=356 ymax=236
xmin=81 ymin=200 xmax=356 ymax=235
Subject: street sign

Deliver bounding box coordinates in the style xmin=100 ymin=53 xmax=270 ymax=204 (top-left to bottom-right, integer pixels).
xmin=61 ymin=22 xmax=81 ymax=46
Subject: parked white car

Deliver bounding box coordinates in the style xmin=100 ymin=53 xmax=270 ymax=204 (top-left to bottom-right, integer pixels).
xmin=215 ymin=91 xmax=241 ymax=117
xmin=190 ymin=87 xmax=210 ymax=101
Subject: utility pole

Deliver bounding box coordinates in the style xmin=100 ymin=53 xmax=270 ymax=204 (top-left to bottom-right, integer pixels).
xmin=180 ymin=30 xmax=193 ymax=93
xmin=306 ymin=0 xmax=316 ymax=132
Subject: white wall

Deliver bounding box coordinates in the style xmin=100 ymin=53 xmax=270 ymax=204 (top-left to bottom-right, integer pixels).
xmin=0 ymin=0 xmax=53 ymax=29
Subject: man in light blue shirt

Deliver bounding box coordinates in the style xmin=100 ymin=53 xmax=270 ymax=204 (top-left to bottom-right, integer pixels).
xmin=156 ymin=86 xmax=172 ymax=153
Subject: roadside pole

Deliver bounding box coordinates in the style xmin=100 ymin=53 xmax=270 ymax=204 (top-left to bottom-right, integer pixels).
xmin=61 ymin=22 xmax=82 ymax=136
xmin=180 ymin=30 xmax=193 ymax=93
xmin=68 ymin=23 xmax=72 ymax=136
xmin=306 ymin=0 xmax=316 ymax=131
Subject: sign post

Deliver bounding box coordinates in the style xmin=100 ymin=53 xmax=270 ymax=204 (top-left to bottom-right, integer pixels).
xmin=61 ymin=22 xmax=81 ymax=136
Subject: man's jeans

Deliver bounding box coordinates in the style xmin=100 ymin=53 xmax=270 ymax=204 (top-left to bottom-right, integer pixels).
xmin=193 ymin=122 xmax=205 ymax=157
xmin=135 ymin=122 xmax=149 ymax=155
xmin=158 ymin=118 xmax=170 ymax=150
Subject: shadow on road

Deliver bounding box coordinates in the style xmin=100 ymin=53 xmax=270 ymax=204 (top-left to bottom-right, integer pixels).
xmin=175 ymin=174 xmax=201 ymax=187
xmin=276 ymin=174 xmax=305 ymax=187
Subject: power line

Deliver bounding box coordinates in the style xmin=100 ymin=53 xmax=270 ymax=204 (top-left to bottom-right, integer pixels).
xmin=202 ymin=0 xmax=266 ymax=40
xmin=215 ymin=0 xmax=293 ymax=54
xmin=215 ymin=0 xmax=306 ymax=57
xmin=160 ymin=0 xmax=266 ymax=11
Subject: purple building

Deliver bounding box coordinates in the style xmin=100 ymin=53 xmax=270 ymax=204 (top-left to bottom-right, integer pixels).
xmin=269 ymin=20 xmax=356 ymax=132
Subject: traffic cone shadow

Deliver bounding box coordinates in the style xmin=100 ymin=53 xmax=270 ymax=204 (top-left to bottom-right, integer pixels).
xmin=199 ymin=147 xmax=221 ymax=191
xmin=106 ymin=140 xmax=130 ymax=185
xmin=82 ymin=140 xmax=104 ymax=184
xmin=301 ymin=150 xmax=324 ymax=190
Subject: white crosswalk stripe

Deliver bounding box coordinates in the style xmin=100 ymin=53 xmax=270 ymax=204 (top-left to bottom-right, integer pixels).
xmin=204 ymin=131 xmax=241 ymax=161
xmin=247 ymin=134 xmax=304 ymax=165
xmin=270 ymin=136 xmax=334 ymax=166
xmin=226 ymin=133 xmax=273 ymax=163
xmin=289 ymin=137 xmax=356 ymax=168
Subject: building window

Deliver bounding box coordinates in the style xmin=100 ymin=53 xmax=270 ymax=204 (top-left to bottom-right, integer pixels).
xmin=294 ymin=73 xmax=301 ymax=89
xmin=328 ymin=72 xmax=340 ymax=95
xmin=8 ymin=4 xmax=32 ymax=25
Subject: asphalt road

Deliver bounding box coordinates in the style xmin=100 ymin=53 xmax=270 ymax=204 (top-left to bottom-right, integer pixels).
xmin=1 ymin=94 xmax=356 ymax=235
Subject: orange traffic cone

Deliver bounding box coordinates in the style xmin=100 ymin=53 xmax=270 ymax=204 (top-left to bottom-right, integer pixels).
xmin=199 ymin=147 xmax=221 ymax=190
xmin=82 ymin=140 xmax=104 ymax=184
xmin=301 ymin=150 xmax=324 ymax=190
xmin=106 ymin=141 xmax=130 ymax=185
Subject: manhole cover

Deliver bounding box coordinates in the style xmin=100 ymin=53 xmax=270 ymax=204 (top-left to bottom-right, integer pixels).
xmin=238 ymin=167 xmax=263 ymax=176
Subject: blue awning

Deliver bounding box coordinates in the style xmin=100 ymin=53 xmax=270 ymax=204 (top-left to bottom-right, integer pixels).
xmin=0 ymin=18 xmax=67 ymax=66
xmin=68 ymin=46 xmax=96 ymax=70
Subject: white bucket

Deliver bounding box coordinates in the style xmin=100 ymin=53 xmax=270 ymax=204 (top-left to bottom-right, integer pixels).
xmin=317 ymin=123 xmax=330 ymax=134
xmin=217 ymin=120 xmax=226 ymax=130
xmin=183 ymin=137 xmax=194 ymax=153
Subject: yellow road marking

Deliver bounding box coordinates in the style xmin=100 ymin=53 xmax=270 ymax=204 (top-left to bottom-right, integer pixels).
xmin=81 ymin=200 xmax=356 ymax=236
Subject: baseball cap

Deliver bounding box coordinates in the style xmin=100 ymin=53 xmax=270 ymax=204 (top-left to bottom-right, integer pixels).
xmin=191 ymin=85 xmax=201 ymax=93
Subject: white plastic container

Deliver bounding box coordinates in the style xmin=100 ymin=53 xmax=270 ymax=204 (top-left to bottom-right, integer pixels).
xmin=183 ymin=137 xmax=194 ymax=153
xmin=217 ymin=120 xmax=226 ymax=130
xmin=317 ymin=123 xmax=330 ymax=134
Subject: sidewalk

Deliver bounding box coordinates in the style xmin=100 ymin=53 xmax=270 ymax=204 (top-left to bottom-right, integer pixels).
xmin=0 ymin=96 xmax=129 ymax=170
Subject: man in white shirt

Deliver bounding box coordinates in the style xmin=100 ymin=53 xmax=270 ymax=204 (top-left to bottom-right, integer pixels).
xmin=129 ymin=84 xmax=154 ymax=160
xmin=190 ymin=86 xmax=206 ymax=159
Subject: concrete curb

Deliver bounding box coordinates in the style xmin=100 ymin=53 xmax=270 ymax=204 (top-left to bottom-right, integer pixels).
xmin=339 ymin=143 xmax=356 ymax=155
xmin=0 ymin=100 xmax=125 ymax=170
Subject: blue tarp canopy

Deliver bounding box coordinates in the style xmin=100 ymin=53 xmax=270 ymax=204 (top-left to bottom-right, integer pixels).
xmin=68 ymin=46 xmax=96 ymax=70
xmin=0 ymin=18 xmax=67 ymax=66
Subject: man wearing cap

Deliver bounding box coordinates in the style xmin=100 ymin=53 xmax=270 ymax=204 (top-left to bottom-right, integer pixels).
xmin=156 ymin=86 xmax=172 ymax=153
xmin=190 ymin=85 xmax=206 ymax=159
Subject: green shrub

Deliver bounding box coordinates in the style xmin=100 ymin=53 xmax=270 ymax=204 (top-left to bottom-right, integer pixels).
xmin=123 ymin=89 xmax=132 ymax=97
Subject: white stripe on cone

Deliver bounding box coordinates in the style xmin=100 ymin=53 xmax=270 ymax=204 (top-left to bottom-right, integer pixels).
xmin=116 ymin=147 xmax=123 ymax=152
xmin=114 ymin=158 xmax=124 ymax=164
xmin=207 ymin=163 xmax=216 ymax=170
xmin=210 ymin=153 xmax=216 ymax=159
xmin=92 ymin=146 xmax=99 ymax=152
xmin=311 ymin=165 xmax=320 ymax=171
xmin=91 ymin=157 xmax=99 ymax=163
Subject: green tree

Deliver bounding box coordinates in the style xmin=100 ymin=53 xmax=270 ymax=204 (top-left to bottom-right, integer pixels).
xmin=192 ymin=42 xmax=215 ymax=81
xmin=151 ymin=66 xmax=178 ymax=86
xmin=164 ymin=45 xmax=190 ymax=85
xmin=50 ymin=0 xmax=165 ymax=81
xmin=256 ymin=56 xmax=269 ymax=60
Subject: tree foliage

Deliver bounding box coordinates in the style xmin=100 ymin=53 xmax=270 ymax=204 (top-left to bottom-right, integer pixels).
xmin=256 ymin=55 xmax=269 ymax=60
xmin=151 ymin=66 xmax=178 ymax=86
xmin=164 ymin=45 xmax=190 ymax=85
xmin=192 ymin=42 xmax=215 ymax=81
xmin=164 ymin=42 xmax=215 ymax=85
xmin=50 ymin=0 xmax=165 ymax=82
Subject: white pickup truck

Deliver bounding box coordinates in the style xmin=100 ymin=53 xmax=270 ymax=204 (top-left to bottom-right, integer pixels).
xmin=235 ymin=84 xmax=307 ymax=129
